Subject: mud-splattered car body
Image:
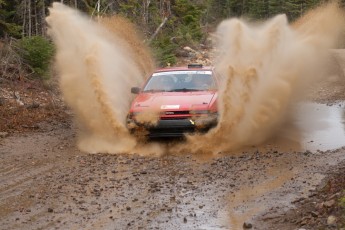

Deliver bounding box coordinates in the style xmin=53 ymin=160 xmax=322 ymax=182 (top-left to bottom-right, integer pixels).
xmin=127 ymin=64 xmax=218 ymax=138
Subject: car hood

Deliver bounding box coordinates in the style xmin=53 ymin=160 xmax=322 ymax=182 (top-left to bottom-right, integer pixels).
xmin=131 ymin=91 xmax=217 ymax=111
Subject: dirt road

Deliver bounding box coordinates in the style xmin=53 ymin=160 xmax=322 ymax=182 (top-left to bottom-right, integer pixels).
xmin=1 ymin=51 xmax=345 ymax=229
xmin=1 ymin=104 xmax=345 ymax=230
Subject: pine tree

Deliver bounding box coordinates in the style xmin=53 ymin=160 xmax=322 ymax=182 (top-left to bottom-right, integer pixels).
xmin=285 ymin=0 xmax=305 ymax=21
xmin=247 ymin=0 xmax=270 ymax=19
xmin=268 ymin=0 xmax=287 ymax=17
xmin=0 ymin=0 xmax=21 ymax=38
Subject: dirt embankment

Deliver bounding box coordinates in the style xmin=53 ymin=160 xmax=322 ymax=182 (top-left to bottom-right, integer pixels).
xmin=0 ymin=76 xmax=68 ymax=134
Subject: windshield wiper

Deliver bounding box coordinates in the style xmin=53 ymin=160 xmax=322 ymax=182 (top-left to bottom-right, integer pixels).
xmin=167 ymin=88 xmax=201 ymax=92
xmin=143 ymin=89 xmax=166 ymax=93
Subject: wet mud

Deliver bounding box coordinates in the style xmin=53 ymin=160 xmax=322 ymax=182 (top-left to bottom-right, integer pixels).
xmin=1 ymin=101 xmax=345 ymax=229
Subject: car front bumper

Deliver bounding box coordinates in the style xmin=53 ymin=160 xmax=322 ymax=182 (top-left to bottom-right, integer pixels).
xmin=127 ymin=115 xmax=218 ymax=138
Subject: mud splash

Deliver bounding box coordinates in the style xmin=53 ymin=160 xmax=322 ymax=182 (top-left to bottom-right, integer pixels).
xmin=46 ymin=3 xmax=162 ymax=155
xmin=183 ymin=2 xmax=345 ymax=153
xmin=47 ymin=2 xmax=345 ymax=155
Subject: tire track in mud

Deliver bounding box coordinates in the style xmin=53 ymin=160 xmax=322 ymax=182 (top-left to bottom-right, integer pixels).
xmin=0 ymin=123 xmax=81 ymax=228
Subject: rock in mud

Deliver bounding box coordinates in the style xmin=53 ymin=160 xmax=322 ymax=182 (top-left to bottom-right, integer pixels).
xmin=327 ymin=215 xmax=337 ymax=226
xmin=310 ymin=211 xmax=319 ymax=217
xmin=324 ymin=199 xmax=336 ymax=208
xmin=26 ymin=103 xmax=40 ymax=109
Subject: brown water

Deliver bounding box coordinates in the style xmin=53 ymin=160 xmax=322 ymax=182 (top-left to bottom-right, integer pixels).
xmin=190 ymin=102 xmax=345 ymax=165
xmin=216 ymin=102 xmax=345 ymax=154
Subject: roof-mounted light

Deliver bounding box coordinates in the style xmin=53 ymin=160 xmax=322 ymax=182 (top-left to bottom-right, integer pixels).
xmin=188 ymin=63 xmax=203 ymax=68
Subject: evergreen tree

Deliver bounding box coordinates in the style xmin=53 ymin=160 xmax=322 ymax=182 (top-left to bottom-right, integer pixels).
xmin=285 ymin=0 xmax=305 ymax=21
xmin=247 ymin=0 xmax=270 ymax=19
xmin=268 ymin=0 xmax=287 ymax=17
xmin=0 ymin=0 xmax=21 ymax=38
xmin=170 ymin=0 xmax=204 ymax=43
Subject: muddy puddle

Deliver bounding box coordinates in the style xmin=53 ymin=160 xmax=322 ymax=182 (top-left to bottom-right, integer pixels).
xmin=191 ymin=103 xmax=345 ymax=229
xmin=211 ymin=103 xmax=345 ymax=229
xmin=275 ymin=102 xmax=345 ymax=152
xmin=190 ymin=102 xmax=345 ymax=163
xmin=294 ymin=102 xmax=345 ymax=151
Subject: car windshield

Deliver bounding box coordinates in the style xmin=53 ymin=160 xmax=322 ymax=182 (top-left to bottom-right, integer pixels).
xmin=143 ymin=70 xmax=216 ymax=92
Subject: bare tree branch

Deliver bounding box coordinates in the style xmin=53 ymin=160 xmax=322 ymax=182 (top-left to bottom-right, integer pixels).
xmin=148 ymin=16 xmax=168 ymax=42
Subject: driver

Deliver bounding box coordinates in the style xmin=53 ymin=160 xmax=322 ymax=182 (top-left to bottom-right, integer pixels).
xmin=155 ymin=76 xmax=175 ymax=91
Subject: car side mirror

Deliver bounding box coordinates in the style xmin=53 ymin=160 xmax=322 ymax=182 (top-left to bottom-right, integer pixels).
xmin=131 ymin=87 xmax=141 ymax=94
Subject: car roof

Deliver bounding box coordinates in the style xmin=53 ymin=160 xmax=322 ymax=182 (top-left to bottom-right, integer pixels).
xmin=154 ymin=65 xmax=213 ymax=73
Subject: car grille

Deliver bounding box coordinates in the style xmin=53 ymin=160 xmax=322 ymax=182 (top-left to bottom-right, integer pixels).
xmin=161 ymin=111 xmax=190 ymax=115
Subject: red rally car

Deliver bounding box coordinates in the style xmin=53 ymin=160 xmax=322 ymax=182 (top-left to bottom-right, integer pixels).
xmin=127 ymin=64 xmax=218 ymax=138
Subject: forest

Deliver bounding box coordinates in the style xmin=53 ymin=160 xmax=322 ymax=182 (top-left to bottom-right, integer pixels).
xmin=0 ymin=0 xmax=343 ymax=78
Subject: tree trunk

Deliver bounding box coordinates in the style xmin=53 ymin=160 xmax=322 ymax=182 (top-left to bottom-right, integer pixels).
xmin=28 ymin=0 xmax=31 ymax=37
xmin=22 ymin=0 xmax=26 ymax=37
xmin=41 ymin=0 xmax=46 ymax=36
xmin=97 ymin=0 xmax=100 ymax=16
xmin=143 ymin=0 xmax=151 ymax=26
xmin=34 ymin=3 xmax=38 ymax=36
